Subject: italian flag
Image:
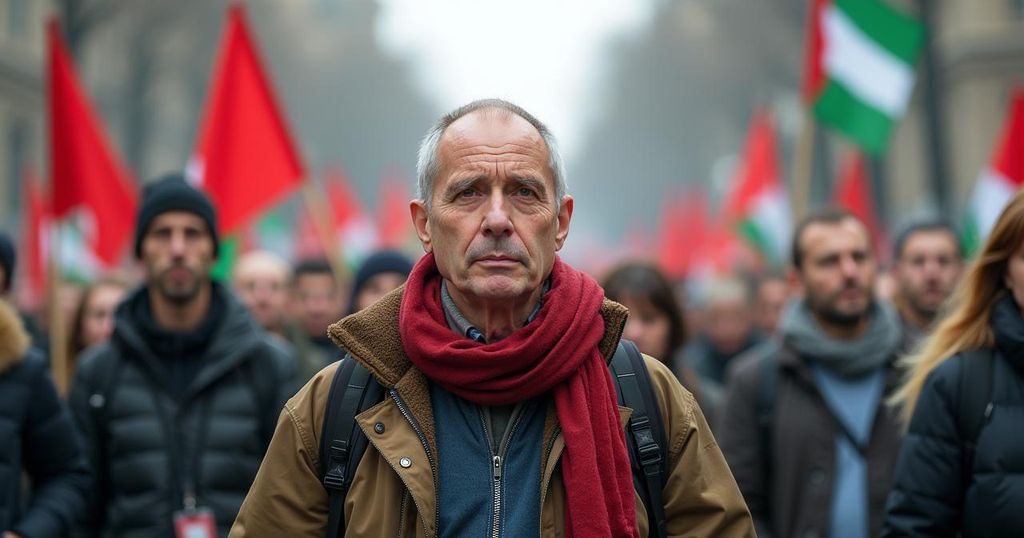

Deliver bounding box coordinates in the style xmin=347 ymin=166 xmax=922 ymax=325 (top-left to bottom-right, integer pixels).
xmin=725 ymin=111 xmax=791 ymax=267
xmin=804 ymin=0 xmax=925 ymax=154
xmin=963 ymin=89 xmax=1024 ymax=256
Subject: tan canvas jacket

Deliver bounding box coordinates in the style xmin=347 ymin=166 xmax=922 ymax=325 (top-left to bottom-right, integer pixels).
xmin=230 ymin=287 xmax=754 ymax=537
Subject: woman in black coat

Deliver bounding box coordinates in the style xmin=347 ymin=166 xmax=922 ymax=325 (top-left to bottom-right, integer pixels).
xmin=883 ymin=191 xmax=1024 ymax=536
xmin=0 ymin=300 xmax=88 ymax=538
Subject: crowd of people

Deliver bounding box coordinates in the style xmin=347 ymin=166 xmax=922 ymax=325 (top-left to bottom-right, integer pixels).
xmin=1 ymin=99 xmax=1022 ymax=537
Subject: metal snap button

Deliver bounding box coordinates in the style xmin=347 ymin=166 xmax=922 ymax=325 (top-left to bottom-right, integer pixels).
xmin=374 ymin=422 xmax=385 ymax=434
xmin=399 ymin=457 xmax=412 ymax=468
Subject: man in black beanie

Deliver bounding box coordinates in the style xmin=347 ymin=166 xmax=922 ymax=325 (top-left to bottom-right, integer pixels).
xmin=68 ymin=173 xmax=297 ymax=538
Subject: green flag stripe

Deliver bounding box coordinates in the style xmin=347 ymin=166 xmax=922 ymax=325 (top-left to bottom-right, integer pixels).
xmin=835 ymin=0 xmax=925 ymax=65
xmin=211 ymin=235 xmax=240 ymax=282
xmin=815 ymin=80 xmax=892 ymax=155
xmin=738 ymin=219 xmax=782 ymax=266
xmin=962 ymin=212 xmax=980 ymax=259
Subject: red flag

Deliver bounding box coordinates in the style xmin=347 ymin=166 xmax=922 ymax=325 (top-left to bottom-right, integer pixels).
xmin=801 ymin=0 xmax=828 ymax=103
xmin=192 ymin=4 xmax=305 ymax=234
xmin=48 ymin=19 xmax=137 ymax=266
xmin=326 ymin=169 xmax=362 ymax=229
xmin=21 ymin=170 xmax=49 ymax=304
xmin=376 ymin=174 xmax=412 ymax=248
xmin=833 ymin=150 xmax=888 ymax=259
xmin=657 ymin=189 xmax=708 ymax=279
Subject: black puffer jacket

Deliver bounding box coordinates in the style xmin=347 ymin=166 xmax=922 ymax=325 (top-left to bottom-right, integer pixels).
xmin=0 ymin=300 xmax=88 ymax=538
xmin=883 ymin=295 xmax=1024 ymax=537
xmin=69 ymin=284 xmax=297 ymax=538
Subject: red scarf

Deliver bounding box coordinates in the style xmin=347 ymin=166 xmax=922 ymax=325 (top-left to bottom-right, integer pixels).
xmin=399 ymin=253 xmax=638 ymax=538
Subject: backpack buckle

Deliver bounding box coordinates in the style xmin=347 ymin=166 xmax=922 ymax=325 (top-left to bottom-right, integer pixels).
xmin=629 ymin=415 xmax=662 ymax=469
xmin=323 ymin=440 xmax=349 ymax=490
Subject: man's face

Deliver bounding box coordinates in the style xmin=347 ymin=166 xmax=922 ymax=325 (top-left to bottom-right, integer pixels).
xmin=704 ymin=300 xmax=754 ymax=356
xmin=234 ymin=265 xmax=289 ymax=331
xmin=412 ymin=111 xmax=573 ymax=305
xmin=140 ymin=211 xmax=215 ymax=305
xmin=293 ymin=272 xmax=345 ymax=337
xmin=894 ymin=230 xmax=962 ymax=319
xmin=796 ymin=218 xmax=877 ymax=327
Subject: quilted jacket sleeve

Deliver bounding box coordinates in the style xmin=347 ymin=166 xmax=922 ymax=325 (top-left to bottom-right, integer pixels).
xmin=881 ymin=356 xmax=966 ymax=537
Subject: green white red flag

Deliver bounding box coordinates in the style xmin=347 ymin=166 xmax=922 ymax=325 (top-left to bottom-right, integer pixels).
xmin=963 ymin=89 xmax=1024 ymax=256
xmin=724 ymin=111 xmax=791 ymax=267
xmin=804 ymin=0 xmax=925 ymax=154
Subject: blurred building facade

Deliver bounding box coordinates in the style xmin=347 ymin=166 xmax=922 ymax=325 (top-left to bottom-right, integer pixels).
xmin=0 ymin=0 xmax=49 ymax=229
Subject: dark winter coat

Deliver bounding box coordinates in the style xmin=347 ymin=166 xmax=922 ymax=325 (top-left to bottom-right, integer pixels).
xmin=0 ymin=300 xmax=88 ymax=538
xmin=882 ymin=296 xmax=1024 ymax=537
xmin=69 ymin=284 xmax=297 ymax=538
xmin=719 ymin=341 xmax=904 ymax=538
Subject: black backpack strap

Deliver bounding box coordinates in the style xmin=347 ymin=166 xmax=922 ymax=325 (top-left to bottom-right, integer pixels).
xmin=609 ymin=339 xmax=668 ymax=538
xmin=320 ymin=353 xmax=385 ymax=538
xmin=86 ymin=350 xmax=124 ymax=531
xmin=957 ymin=348 xmax=995 ymax=490
xmin=755 ymin=345 xmax=777 ymax=527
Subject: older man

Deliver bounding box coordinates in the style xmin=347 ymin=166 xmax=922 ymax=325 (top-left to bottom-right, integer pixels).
xmin=230 ymin=100 xmax=753 ymax=537
xmin=232 ymin=250 xmax=291 ymax=339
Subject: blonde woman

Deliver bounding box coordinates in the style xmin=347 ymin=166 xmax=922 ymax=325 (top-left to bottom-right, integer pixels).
xmin=882 ymin=191 xmax=1024 ymax=536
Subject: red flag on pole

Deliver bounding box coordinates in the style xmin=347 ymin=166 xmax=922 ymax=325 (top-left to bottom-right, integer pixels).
xmin=191 ymin=4 xmax=305 ymax=234
xmin=48 ymin=19 xmax=137 ymax=267
xmin=657 ymin=189 xmax=708 ymax=280
xmin=833 ymin=149 xmax=888 ymax=259
xmin=21 ymin=170 xmax=49 ymax=306
xmin=377 ymin=174 xmax=412 ymax=248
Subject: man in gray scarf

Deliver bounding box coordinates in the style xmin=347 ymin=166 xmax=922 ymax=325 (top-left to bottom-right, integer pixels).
xmin=718 ymin=209 xmax=904 ymax=538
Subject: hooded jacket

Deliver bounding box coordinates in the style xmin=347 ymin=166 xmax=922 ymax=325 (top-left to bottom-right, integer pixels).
xmin=882 ymin=295 xmax=1024 ymax=537
xmin=0 ymin=300 xmax=88 ymax=538
xmin=68 ymin=284 xmax=297 ymax=538
xmin=719 ymin=301 xmax=905 ymax=538
xmin=229 ymin=286 xmax=755 ymax=537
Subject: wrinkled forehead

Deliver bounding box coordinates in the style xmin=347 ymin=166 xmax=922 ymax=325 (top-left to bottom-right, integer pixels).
xmin=439 ymin=110 xmax=549 ymax=161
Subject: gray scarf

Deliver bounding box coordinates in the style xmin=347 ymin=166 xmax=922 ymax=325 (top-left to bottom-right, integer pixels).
xmin=779 ymin=299 xmax=901 ymax=378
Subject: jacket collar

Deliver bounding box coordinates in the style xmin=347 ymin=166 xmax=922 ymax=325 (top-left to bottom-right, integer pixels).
xmin=112 ymin=282 xmax=265 ymax=399
xmin=0 ymin=299 xmax=29 ymax=374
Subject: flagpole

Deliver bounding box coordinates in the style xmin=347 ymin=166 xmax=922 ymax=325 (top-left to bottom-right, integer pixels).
xmin=300 ymin=179 xmax=350 ymax=284
xmin=793 ymin=106 xmax=816 ymax=220
xmin=47 ymin=224 xmax=69 ymax=396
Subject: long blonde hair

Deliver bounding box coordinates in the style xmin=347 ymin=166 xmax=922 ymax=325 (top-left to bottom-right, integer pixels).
xmin=892 ymin=189 xmax=1024 ymax=424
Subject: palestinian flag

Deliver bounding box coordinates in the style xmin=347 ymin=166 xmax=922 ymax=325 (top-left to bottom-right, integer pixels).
xmin=804 ymin=0 xmax=925 ymax=154
xmin=724 ymin=111 xmax=791 ymax=267
xmin=963 ymin=89 xmax=1024 ymax=256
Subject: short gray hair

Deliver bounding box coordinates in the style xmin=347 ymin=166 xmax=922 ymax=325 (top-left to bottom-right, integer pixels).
xmin=415 ymin=99 xmax=567 ymax=212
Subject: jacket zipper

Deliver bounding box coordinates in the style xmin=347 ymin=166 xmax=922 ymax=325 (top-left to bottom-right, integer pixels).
xmin=480 ymin=407 xmax=525 ymax=538
xmin=396 ymin=490 xmax=410 ymax=538
xmin=390 ymin=389 xmax=440 ymax=537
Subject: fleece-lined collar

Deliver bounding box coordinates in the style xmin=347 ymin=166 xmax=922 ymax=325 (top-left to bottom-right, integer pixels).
xmin=0 ymin=299 xmax=30 ymax=374
xmin=328 ymin=284 xmax=629 ymax=389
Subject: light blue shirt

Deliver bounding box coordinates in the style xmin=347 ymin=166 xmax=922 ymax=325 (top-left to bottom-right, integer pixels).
xmin=811 ymin=364 xmax=885 ymax=538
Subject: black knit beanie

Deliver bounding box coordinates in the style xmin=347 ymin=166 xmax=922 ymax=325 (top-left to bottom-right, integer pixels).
xmin=134 ymin=173 xmax=219 ymax=258
xmin=347 ymin=250 xmax=413 ymax=314
xmin=0 ymin=231 xmax=14 ymax=293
